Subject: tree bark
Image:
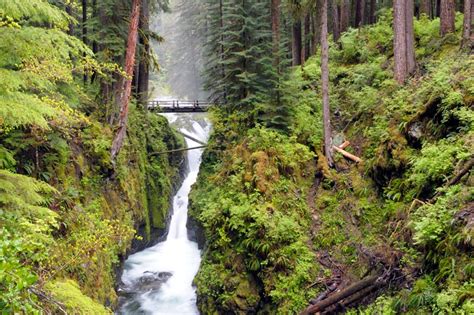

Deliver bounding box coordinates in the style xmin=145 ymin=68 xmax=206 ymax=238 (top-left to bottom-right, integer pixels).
xmin=355 ymin=0 xmax=366 ymax=26
xmin=82 ymin=0 xmax=88 ymax=84
xmin=66 ymin=5 xmax=74 ymax=36
xmin=82 ymin=0 xmax=87 ymax=45
xmin=394 ymin=0 xmax=407 ymax=84
xmin=311 ymin=1 xmax=323 ymax=55
xmin=90 ymin=0 xmax=98 ymax=83
xmin=332 ymin=2 xmax=341 ymax=42
xmin=340 ymin=0 xmax=350 ymax=33
xmin=440 ymin=0 xmax=456 ymax=35
xmin=292 ymin=19 xmax=303 ymax=66
xmin=369 ymin=0 xmax=377 ymax=24
xmin=462 ymin=0 xmax=473 ymax=46
xmin=137 ymin=0 xmax=150 ymax=106
xmin=321 ymin=0 xmax=333 ymax=167
xmin=420 ymin=0 xmax=432 ymax=17
xmin=110 ymin=0 xmax=142 ymax=163
xmin=303 ymin=13 xmax=311 ymax=62
xmin=271 ymin=0 xmax=281 ymax=104
xmin=271 ymin=0 xmax=281 ymax=71
xmin=406 ymin=0 xmax=416 ymax=75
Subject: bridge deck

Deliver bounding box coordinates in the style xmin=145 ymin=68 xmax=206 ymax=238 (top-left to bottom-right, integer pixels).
xmin=148 ymin=100 xmax=211 ymax=113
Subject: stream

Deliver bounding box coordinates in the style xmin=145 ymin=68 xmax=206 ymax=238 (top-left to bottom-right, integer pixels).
xmin=118 ymin=113 xmax=210 ymax=314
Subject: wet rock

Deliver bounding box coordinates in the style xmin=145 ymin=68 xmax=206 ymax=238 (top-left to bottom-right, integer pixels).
xmin=139 ymin=271 xmax=173 ymax=284
xmin=407 ymin=121 xmax=423 ymax=141
xmin=118 ymin=271 xmax=173 ymax=296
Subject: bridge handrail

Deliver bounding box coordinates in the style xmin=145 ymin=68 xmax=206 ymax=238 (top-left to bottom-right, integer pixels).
xmin=147 ymin=100 xmax=211 ymax=108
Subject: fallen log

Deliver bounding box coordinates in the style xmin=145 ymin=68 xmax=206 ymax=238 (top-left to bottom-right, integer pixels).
xmin=178 ymin=131 xmax=207 ymax=146
xmin=333 ymin=146 xmax=362 ymax=163
xmin=149 ymin=145 xmax=207 ymax=155
xmin=301 ymin=275 xmax=379 ymax=315
xmin=340 ymin=281 xmax=383 ymax=308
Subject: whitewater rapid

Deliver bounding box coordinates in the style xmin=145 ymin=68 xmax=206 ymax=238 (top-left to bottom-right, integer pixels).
xmin=119 ymin=113 xmax=210 ymax=314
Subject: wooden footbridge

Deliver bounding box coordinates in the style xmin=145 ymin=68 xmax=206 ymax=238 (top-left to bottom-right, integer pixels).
xmin=147 ymin=100 xmax=211 ymax=113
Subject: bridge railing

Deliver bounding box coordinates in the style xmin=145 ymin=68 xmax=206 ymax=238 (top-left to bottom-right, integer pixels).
xmin=147 ymin=100 xmax=211 ymax=112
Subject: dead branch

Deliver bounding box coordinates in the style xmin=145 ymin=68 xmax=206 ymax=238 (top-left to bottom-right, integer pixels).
xmin=446 ymin=157 xmax=474 ymax=187
xmin=338 ymin=141 xmax=351 ymax=150
xmin=333 ymin=146 xmax=362 ymax=163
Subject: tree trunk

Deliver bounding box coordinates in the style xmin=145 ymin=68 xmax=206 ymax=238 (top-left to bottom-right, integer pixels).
xmin=436 ymin=0 xmax=441 ymax=17
xmin=271 ymin=0 xmax=281 ymax=104
xmin=110 ymin=0 xmax=142 ymax=163
xmin=355 ymin=0 xmax=366 ymax=26
xmin=90 ymin=0 xmax=98 ymax=83
xmin=462 ymin=0 xmax=472 ymax=46
xmin=321 ymin=0 xmax=333 ymax=167
xmin=219 ymin=0 xmax=226 ymax=101
xmin=393 ymin=0 xmax=407 ymax=84
xmin=66 ymin=5 xmax=74 ymax=36
xmin=303 ymin=13 xmax=311 ymax=62
xmin=420 ymin=0 xmax=432 ymax=17
xmin=137 ymin=0 xmax=150 ymax=106
xmin=340 ymin=0 xmax=350 ymax=33
xmin=369 ymin=0 xmax=377 ymax=24
xmin=332 ymin=2 xmax=341 ymax=42
xmin=292 ymin=19 xmax=302 ymax=66
xmin=406 ymin=0 xmax=416 ymax=75
xmin=440 ymin=0 xmax=456 ymax=35
xmin=271 ymin=0 xmax=281 ymax=70
xmin=311 ymin=1 xmax=323 ymax=55
xmin=82 ymin=0 xmax=88 ymax=84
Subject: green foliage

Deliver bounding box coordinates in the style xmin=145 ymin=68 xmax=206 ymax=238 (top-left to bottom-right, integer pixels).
xmin=0 ymin=0 xmax=70 ymax=29
xmin=410 ymin=186 xmax=465 ymax=245
xmin=191 ymin=126 xmax=317 ymax=313
xmin=0 ymin=0 xmax=183 ymax=311
xmin=193 ymin=11 xmax=473 ymax=314
xmin=0 ymin=170 xmax=57 ymax=312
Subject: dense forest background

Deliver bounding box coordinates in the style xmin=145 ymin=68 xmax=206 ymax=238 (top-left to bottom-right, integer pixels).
xmin=0 ymin=0 xmax=473 ymax=314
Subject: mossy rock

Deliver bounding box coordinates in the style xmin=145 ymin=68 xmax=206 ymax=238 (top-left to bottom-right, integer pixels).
xmin=45 ymin=279 xmax=111 ymax=314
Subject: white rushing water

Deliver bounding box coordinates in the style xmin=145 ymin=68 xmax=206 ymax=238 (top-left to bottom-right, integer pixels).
xmin=119 ymin=113 xmax=210 ymax=314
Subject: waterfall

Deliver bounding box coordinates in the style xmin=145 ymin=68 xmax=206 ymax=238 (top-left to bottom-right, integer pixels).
xmin=118 ymin=113 xmax=210 ymax=314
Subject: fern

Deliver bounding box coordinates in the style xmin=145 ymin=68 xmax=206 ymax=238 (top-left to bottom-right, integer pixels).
xmin=0 ymin=0 xmax=71 ymax=30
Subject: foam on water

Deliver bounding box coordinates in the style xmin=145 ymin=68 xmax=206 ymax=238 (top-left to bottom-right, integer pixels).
xmin=119 ymin=113 xmax=210 ymax=314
